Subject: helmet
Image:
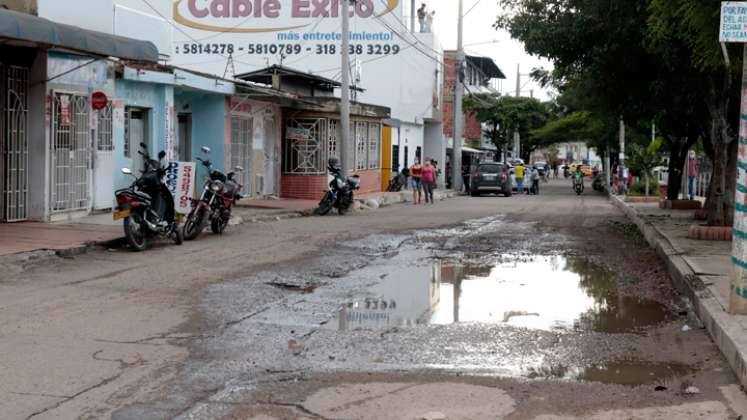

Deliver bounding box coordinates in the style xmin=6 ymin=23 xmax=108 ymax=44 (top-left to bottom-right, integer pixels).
xmin=327 ymin=157 xmax=341 ymax=173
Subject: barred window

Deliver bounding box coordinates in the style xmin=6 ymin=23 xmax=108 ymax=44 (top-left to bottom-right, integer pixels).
xmin=368 ymin=123 xmax=380 ymax=169
xmin=355 ymin=121 xmax=367 ymax=171
xmin=283 ymin=118 xmax=327 ymax=174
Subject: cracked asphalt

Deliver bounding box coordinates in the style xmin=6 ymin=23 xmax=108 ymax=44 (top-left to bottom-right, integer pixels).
xmin=1 ymin=180 xmax=746 ymax=419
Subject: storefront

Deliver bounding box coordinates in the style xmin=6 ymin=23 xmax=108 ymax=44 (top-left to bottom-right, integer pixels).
xmin=0 ymin=8 xmax=159 ymax=222
xmin=281 ymin=99 xmax=389 ymax=200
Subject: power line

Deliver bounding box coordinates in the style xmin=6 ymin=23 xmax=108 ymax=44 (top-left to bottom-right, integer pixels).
xmin=374 ymin=0 xmax=443 ymax=58
xmin=464 ymin=0 xmax=483 ymax=17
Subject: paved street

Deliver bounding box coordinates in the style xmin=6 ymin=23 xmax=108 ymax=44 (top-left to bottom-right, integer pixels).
xmin=2 ymin=180 xmax=746 ymax=419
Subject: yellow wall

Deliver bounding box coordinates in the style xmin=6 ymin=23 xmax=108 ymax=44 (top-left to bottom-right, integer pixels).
xmin=381 ymin=126 xmax=393 ymax=191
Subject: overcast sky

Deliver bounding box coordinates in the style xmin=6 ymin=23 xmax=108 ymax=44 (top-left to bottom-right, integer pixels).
xmin=422 ymin=0 xmax=555 ymax=101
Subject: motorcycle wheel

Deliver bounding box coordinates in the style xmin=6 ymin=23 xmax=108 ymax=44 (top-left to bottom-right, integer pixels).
xmin=211 ymin=216 xmax=229 ymax=234
xmin=314 ymin=194 xmax=334 ymax=216
xmin=183 ymin=207 xmax=205 ymax=241
xmin=124 ymin=214 xmax=150 ymax=252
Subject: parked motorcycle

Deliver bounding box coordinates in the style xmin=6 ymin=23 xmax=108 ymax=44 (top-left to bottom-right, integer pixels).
xmin=387 ymin=169 xmax=408 ymax=192
xmin=315 ymin=157 xmax=361 ymax=216
xmin=114 ymin=142 xmax=183 ymax=251
xmin=592 ymin=171 xmax=605 ymax=192
xmin=573 ymin=173 xmax=585 ymax=195
xmin=183 ymin=146 xmax=244 ymax=240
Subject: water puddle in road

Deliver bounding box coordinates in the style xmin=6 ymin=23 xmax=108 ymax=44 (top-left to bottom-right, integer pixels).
xmin=338 ymin=255 xmax=672 ymax=333
xmin=526 ymin=361 xmax=694 ymax=386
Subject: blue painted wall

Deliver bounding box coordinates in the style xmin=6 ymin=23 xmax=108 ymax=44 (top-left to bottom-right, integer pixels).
xmin=113 ymin=79 xmax=169 ymax=191
xmin=175 ymin=90 xmax=227 ymax=178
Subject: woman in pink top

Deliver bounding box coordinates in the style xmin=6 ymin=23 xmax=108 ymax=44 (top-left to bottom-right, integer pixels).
xmin=422 ymin=160 xmax=436 ymax=204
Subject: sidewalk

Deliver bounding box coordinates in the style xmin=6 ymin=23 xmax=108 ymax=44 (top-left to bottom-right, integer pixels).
xmin=610 ymin=195 xmax=747 ymax=388
xmin=1 ymin=190 xmax=459 ymax=258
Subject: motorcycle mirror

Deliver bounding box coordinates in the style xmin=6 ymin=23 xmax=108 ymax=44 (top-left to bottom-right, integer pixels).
xmin=121 ymin=168 xmax=133 ymax=175
xmin=201 ymin=146 xmax=211 ymax=153
xmin=139 ymin=142 xmax=147 ymax=149
xmin=235 ymin=166 xmax=244 ymax=172
xmin=158 ymin=150 xmax=166 ymax=159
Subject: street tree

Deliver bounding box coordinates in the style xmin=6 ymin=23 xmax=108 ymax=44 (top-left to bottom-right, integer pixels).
xmin=497 ymin=0 xmax=736 ymax=221
xmin=627 ymin=137 xmax=666 ymax=197
xmin=463 ymin=94 xmax=550 ymax=161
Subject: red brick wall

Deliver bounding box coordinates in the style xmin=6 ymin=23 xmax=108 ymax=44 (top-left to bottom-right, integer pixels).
xmin=281 ymin=170 xmax=381 ymax=200
xmin=443 ymin=55 xmax=481 ymax=142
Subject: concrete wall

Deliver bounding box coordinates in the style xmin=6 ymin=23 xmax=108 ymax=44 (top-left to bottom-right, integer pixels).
xmin=174 ymin=90 xmax=227 ymax=182
xmin=395 ymin=122 xmax=424 ymax=171
xmin=27 ymin=51 xmax=46 ymax=220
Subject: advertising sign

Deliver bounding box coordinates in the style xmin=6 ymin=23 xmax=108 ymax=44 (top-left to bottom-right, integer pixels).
xmin=721 ymin=2 xmax=747 ymax=42
xmin=165 ymin=161 xmax=197 ymax=214
xmin=172 ymin=0 xmax=403 ymax=76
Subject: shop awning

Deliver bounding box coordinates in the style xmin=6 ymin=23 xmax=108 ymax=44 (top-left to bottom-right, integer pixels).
xmin=0 ymin=8 xmax=159 ymax=63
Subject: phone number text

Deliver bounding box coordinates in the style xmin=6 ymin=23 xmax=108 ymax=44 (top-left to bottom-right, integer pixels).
xmin=177 ymin=43 xmax=401 ymax=56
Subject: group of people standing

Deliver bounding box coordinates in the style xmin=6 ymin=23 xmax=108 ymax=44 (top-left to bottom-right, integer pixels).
xmin=417 ymin=3 xmax=435 ymax=33
xmin=406 ymin=158 xmax=439 ymax=204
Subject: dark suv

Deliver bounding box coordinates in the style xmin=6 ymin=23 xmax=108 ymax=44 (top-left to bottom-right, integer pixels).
xmin=470 ymin=163 xmax=512 ymax=197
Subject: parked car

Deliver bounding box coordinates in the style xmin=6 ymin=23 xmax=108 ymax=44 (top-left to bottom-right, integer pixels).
xmin=533 ymin=161 xmax=549 ymax=176
xmin=470 ymin=163 xmax=512 ymax=197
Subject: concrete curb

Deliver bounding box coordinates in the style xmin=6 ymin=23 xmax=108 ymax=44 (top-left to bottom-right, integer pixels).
xmin=610 ymin=194 xmax=747 ymax=389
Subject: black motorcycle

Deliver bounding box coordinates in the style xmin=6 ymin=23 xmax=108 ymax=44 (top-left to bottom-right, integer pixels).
xmin=387 ymin=168 xmax=408 ymax=192
xmin=183 ymin=146 xmax=244 ymax=240
xmin=315 ymin=158 xmax=361 ymax=216
xmin=114 ymin=142 xmax=183 ymax=251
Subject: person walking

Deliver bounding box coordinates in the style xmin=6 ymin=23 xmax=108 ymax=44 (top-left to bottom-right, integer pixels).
xmin=515 ymin=162 xmax=526 ymax=194
xmin=422 ymin=160 xmax=436 ymax=204
xmin=688 ymin=152 xmax=698 ymax=200
xmin=530 ymin=166 xmax=540 ymax=195
xmin=410 ymin=159 xmax=423 ymax=204
xmin=553 ymin=165 xmax=559 ymax=179
xmin=417 ymin=4 xmax=427 ymax=32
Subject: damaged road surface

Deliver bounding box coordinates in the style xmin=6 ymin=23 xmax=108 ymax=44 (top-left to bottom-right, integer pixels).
xmin=2 ymin=181 xmax=746 ymax=419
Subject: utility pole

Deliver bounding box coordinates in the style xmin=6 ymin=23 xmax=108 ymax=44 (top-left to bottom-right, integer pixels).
xmin=619 ymin=116 xmax=626 ymax=192
xmin=410 ymin=0 xmax=416 ymax=32
xmin=340 ymin=0 xmax=352 ymax=174
xmin=513 ymin=64 xmax=521 ymax=160
xmin=451 ymin=0 xmax=465 ymax=192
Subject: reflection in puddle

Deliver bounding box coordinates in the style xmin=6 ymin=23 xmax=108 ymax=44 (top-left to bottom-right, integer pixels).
xmin=338 ymin=260 xmax=441 ymax=331
xmin=433 ymin=256 xmax=672 ymax=332
xmin=339 ymin=255 xmax=672 ymax=333
xmin=526 ymin=361 xmax=694 ymax=386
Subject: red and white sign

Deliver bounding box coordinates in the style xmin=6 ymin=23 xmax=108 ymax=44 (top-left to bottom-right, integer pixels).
xmin=91 ymin=91 xmax=108 ymax=110
xmin=165 ymin=161 xmax=197 ymax=214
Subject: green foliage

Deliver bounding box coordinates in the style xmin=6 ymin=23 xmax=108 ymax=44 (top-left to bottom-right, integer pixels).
xmin=627 ymin=137 xmax=665 ymax=180
xmin=628 ymin=178 xmax=660 ymax=197
xmin=530 ymin=111 xmax=603 ymax=145
xmin=463 ymin=94 xmax=550 ymax=152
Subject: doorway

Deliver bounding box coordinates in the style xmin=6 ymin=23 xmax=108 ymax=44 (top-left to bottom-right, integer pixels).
xmin=51 ymin=93 xmax=90 ymax=213
xmin=93 ymin=102 xmax=113 ymax=210
xmin=231 ymin=115 xmax=252 ymax=196
xmin=1 ymin=65 xmax=29 ymax=221
xmin=178 ymin=113 xmax=192 ymax=162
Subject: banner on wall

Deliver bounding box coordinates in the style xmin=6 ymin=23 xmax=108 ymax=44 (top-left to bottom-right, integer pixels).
xmin=165 ymin=161 xmax=197 ymax=214
xmin=172 ymin=0 xmax=403 ymax=76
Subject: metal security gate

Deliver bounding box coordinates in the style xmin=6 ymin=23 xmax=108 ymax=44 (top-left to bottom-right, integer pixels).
xmin=2 ymin=66 xmax=29 ymax=221
xmin=51 ymin=93 xmax=90 ymax=213
xmin=231 ymin=115 xmax=252 ymax=196
xmin=93 ymin=102 xmax=113 ymax=210
xmin=263 ymin=118 xmax=277 ymax=195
